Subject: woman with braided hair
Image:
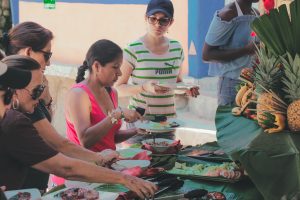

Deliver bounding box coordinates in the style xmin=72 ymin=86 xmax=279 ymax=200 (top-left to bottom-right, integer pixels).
xmin=65 ymin=39 xmax=143 ymax=153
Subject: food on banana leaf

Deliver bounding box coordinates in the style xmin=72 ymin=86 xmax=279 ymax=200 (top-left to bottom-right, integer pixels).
xmin=167 ymin=162 xmax=241 ymax=180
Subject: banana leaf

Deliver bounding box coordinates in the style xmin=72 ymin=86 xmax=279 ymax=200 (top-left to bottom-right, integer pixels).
xmin=251 ymin=16 xmax=284 ymax=55
xmin=251 ymin=0 xmax=300 ymax=57
xmin=277 ymin=5 xmax=294 ymax=55
xmin=290 ymin=0 xmax=300 ymax=54
xmin=216 ymin=106 xmax=300 ymax=200
xmin=268 ymin=9 xmax=288 ymax=52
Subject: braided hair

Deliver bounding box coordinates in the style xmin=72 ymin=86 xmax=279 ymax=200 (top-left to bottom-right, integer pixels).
xmin=75 ymin=39 xmax=122 ymax=84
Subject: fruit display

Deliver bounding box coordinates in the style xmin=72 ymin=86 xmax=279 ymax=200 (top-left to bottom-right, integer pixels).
xmin=233 ymin=0 xmax=300 ymax=133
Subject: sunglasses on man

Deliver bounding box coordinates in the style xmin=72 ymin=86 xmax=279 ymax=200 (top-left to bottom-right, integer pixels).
xmin=148 ymin=16 xmax=172 ymax=26
xmin=37 ymin=50 xmax=52 ymax=62
xmin=24 ymin=84 xmax=46 ymax=100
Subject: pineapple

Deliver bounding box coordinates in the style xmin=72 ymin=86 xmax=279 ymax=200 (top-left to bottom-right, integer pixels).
xmin=253 ymin=46 xmax=286 ymax=133
xmin=281 ymin=53 xmax=300 ymax=132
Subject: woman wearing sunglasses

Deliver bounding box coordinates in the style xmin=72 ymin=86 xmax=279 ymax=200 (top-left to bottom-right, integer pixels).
xmin=0 ymin=56 xmax=32 ymax=197
xmin=115 ymin=0 xmax=200 ymax=115
xmin=115 ymin=0 xmax=199 ymax=142
xmin=0 ymin=22 xmax=119 ymax=191
xmin=0 ymin=55 xmax=157 ymax=199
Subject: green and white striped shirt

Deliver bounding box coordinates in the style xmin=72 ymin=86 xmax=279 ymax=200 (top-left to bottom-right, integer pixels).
xmin=124 ymin=38 xmax=184 ymax=118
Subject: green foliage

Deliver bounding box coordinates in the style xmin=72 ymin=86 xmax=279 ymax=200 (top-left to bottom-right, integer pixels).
xmin=281 ymin=53 xmax=300 ymax=103
xmin=253 ymin=45 xmax=283 ymax=94
xmin=251 ymin=0 xmax=300 ymax=57
xmin=260 ymin=112 xmax=277 ymax=128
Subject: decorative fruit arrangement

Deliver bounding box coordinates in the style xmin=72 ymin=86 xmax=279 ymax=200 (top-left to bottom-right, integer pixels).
xmin=233 ymin=0 xmax=300 ymax=133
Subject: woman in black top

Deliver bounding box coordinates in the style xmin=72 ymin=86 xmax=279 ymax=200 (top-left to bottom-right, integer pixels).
xmin=0 ymin=21 xmax=118 ymax=191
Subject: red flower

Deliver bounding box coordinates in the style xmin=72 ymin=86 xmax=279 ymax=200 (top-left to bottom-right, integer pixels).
xmin=251 ymin=31 xmax=257 ymax=37
xmin=263 ymin=0 xmax=275 ymax=13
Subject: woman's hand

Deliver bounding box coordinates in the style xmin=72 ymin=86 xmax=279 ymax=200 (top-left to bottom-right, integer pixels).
xmin=97 ymin=149 xmax=119 ymax=166
xmin=40 ymin=76 xmax=52 ymax=104
xmin=142 ymin=80 xmax=170 ymax=94
xmin=0 ymin=186 xmax=6 ymax=191
xmin=121 ymin=174 xmax=157 ymax=199
xmin=116 ymin=108 xmax=142 ymax=123
xmin=136 ymin=128 xmax=148 ymax=135
xmin=185 ymin=86 xmax=200 ymax=98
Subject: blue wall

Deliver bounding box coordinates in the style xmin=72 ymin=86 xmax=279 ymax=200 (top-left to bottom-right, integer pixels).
xmin=188 ymin=0 xmax=224 ymax=78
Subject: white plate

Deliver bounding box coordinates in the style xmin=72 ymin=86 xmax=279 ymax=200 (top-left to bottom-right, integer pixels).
xmin=5 ymin=188 xmax=41 ymax=199
xmin=157 ymin=83 xmax=195 ymax=90
xmin=142 ymin=138 xmax=174 ymax=153
xmin=135 ymin=119 xmax=183 ymax=133
xmin=65 ymin=180 xmax=103 ymax=189
xmin=117 ymin=148 xmax=152 ymax=159
xmin=42 ymin=187 xmax=118 ymax=200
xmin=111 ymin=160 xmax=150 ymax=171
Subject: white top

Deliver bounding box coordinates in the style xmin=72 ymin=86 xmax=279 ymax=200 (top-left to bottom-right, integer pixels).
xmin=123 ymin=38 xmax=184 ymax=117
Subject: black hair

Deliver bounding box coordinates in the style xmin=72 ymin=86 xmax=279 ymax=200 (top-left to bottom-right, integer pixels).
xmin=0 ymin=84 xmax=14 ymax=105
xmin=2 ymin=55 xmax=41 ymax=71
xmin=76 ymin=39 xmax=122 ymax=84
xmin=0 ymin=55 xmax=40 ymax=105
xmin=0 ymin=21 xmax=53 ymax=56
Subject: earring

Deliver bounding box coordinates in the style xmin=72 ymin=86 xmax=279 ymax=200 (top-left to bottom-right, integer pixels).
xmin=12 ymin=98 xmax=19 ymax=110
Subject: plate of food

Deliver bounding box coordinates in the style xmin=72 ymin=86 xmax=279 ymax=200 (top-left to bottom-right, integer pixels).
xmin=166 ymin=162 xmax=242 ymax=183
xmin=42 ymin=187 xmax=119 ymax=200
xmin=111 ymin=160 xmax=151 ymax=171
xmin=5 ymin=188 xmax=41 ymax=200
xmin=142 ymin=138 xmax=174 ymax=153
xmin=117 ymin=148 xmax=152 ymax=159
xmin=184 ymin=149 xmax=232 ymax=162
xmin=135 ymin=119 xmax=183 ymax=133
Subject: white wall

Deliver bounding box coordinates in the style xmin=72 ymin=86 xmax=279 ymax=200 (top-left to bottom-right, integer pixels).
xmin=18 ymin=0 xmax=189 ymax=134
xmin=19 ymin=0 xmax=189 ymax=74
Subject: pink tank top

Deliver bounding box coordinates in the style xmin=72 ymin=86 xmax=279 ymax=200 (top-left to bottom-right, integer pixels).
xmin=66 ymin=83 xmax=122 ymax=152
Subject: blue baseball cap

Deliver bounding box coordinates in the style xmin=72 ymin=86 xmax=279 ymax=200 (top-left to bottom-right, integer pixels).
xmin=146 ymin=0 xmax=174 ymax=18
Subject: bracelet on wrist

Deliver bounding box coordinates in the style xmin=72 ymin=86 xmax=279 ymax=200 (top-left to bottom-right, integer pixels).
xmin=118 ymin=106 xmax=125 ymax=119
xmin=108 ymin=111 xmax=118 ymax=124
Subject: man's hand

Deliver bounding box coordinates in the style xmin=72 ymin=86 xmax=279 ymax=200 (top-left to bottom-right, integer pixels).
xmin=245 ymin=41 xmax=259 ymax=55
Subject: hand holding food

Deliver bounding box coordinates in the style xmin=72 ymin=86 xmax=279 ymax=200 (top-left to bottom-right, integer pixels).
xmin=121 ymin=174 xmax=158 ymax=199
xmin=113 ymin=107 xmax=142 ymax=123
xmin=97 ymin=149 xmax=119 ymax=166
xmin=142 ymin=80 xmax=170 ymax=94
xmin=122 ymin=108 xmax=142 ymax=123
xmin=185 ymin=86 xmax=200 ymax=98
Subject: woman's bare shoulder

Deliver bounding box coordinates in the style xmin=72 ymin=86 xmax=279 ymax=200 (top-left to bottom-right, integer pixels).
xmin=67 ymin=87 xmax=89 ymax=103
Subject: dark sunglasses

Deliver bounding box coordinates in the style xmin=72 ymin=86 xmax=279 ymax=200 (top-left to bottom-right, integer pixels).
xmin=24 ymin=84 xmax=46 ymax=100
xmin=148 ymin=16 xmax=172 ymax=26
xmin=37 ymin=50 xmax=52 ymax=62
